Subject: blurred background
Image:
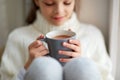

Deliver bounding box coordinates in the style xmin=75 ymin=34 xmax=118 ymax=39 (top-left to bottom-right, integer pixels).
xmin=0 ymin=0 xmax=119 ymax=79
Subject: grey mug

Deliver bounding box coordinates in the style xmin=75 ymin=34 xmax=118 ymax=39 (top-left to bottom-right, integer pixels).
xmin=41 ymin=30 xmax=76 ymax=65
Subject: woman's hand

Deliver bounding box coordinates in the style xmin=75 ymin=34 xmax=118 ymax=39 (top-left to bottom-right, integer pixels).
xmin=59 ymin=39 xmax=81 ymax=62
xmin=24 ymin=35 xmax=49 ymax=70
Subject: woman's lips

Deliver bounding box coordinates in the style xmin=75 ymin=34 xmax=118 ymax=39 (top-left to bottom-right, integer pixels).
xmin=53 ymin=16 xmax=64 ymax=21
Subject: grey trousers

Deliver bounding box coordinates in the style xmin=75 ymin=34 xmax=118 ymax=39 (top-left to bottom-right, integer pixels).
xmin=24 ymin=57 xmax=102 ymax=80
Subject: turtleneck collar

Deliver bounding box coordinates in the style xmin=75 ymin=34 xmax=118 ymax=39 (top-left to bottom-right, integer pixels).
xmin=32 ymin=10 xmax=80 ymax=35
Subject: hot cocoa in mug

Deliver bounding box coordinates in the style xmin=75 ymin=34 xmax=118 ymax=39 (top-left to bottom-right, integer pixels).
xmin=41 ymin=30 xmax=76 ymax=65
xmin=53 ymin=35 xmax=71 ymax=39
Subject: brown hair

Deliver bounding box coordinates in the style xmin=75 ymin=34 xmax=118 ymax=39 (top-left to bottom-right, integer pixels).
xmin=26 ymin=0 xmax=39 ymax=24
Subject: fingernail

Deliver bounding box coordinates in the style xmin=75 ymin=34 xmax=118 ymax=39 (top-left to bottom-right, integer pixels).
xmin=37 ymin=41 xmax=42 ymax=45
xmin=59 ymin=50 xmax=62 ymax=54
xmin=69 ymin=40 xmax=72 ymax=42
xmin=63 ymin=42 xmax=67 ymax=45
xmin=59 ymin=58 xmax=62 ymax=62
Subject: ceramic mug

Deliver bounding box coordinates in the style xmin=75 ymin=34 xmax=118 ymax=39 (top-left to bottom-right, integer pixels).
xmin=41 ymin=30 xmax=76 ymax=62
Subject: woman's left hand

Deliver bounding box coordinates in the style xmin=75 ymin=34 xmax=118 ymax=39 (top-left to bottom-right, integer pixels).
xmin=59 ymin=39 xmax=81 ymax=62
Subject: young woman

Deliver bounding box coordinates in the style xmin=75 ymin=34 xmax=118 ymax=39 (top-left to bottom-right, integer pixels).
xmin=0 ymin=0 xmax=114 ymax=80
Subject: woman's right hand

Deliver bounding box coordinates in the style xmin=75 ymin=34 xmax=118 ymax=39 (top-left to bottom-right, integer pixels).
xmin=24 ymin=35 xmax=49 ymax=70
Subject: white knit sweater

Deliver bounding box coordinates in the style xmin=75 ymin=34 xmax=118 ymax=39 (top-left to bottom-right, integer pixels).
xmin=0 ymin=11 xmax=114 ymax=80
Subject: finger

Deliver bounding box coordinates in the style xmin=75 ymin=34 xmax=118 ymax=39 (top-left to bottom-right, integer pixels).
xmin=31 ymin=45 xmax=48 ymax=55
xmin=29 ymin=40 xmax=42 ymax=49
xmin=40 ymin=49 xmax=49 ymax=56
xmin=59 ymin=50 xmax=80 ymax=58
xmin=69 ymin=39 xmax=80 ymax=46
xmin=37 ymin=34 xmax=44 ymax=40
xmin=63 ymin=42 xmax=80 ymax=52
xmin=29 ymin=41 xmax=47 ymax=57
xmin=59 ymin=58 xmax=72 ymax=62
xmin=37 ymin=45 xmax=47 ymax=51
xmin=35 ymin=49 xmax=49 ymax=57
xmin=34 ymin=40 xmax=43 ymax=48
xmin=59 ymin=50 xmax=73 ymax=57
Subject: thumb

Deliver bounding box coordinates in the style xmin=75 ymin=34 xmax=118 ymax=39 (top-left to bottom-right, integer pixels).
xmin=36 ymin=34 xmax=45 ymax=40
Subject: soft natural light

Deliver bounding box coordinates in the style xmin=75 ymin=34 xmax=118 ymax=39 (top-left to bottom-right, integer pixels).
xmin=109 ymin=0 xmax=120 ymax=79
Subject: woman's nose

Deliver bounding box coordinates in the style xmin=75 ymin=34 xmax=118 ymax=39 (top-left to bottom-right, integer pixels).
xmin=54 ymin=4 xmax=64 ymax=14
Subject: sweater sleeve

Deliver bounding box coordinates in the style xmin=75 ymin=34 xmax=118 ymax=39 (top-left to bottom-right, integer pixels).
xmin=90 ymin=27 xmax=114 ymax=80
xmin=0 ymin=30 xmax=27 ymax=80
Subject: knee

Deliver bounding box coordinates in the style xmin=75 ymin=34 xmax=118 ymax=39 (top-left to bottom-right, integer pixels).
xmin=64 ymin=57 xmax=102 ymax=80
xmin=65 ymin=57 xmax=97 ymax=68
xmin=29 ymin=57 xmax=62 ymax=72
xmin=32 ymin=57 xmax=61 ymax=66
xmin=24 ymin=57 xmax=63 ymax=80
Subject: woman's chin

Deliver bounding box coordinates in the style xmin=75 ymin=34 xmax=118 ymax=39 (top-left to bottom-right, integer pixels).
xmin=50 ymin=20 xmax=66 ymax=26
xmin=53 ymin=23 xmax=64 ymax=26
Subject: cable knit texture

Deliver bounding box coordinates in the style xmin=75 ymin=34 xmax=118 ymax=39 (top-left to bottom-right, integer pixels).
xmin=0 ymin=11 xmax=114 ymax=80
